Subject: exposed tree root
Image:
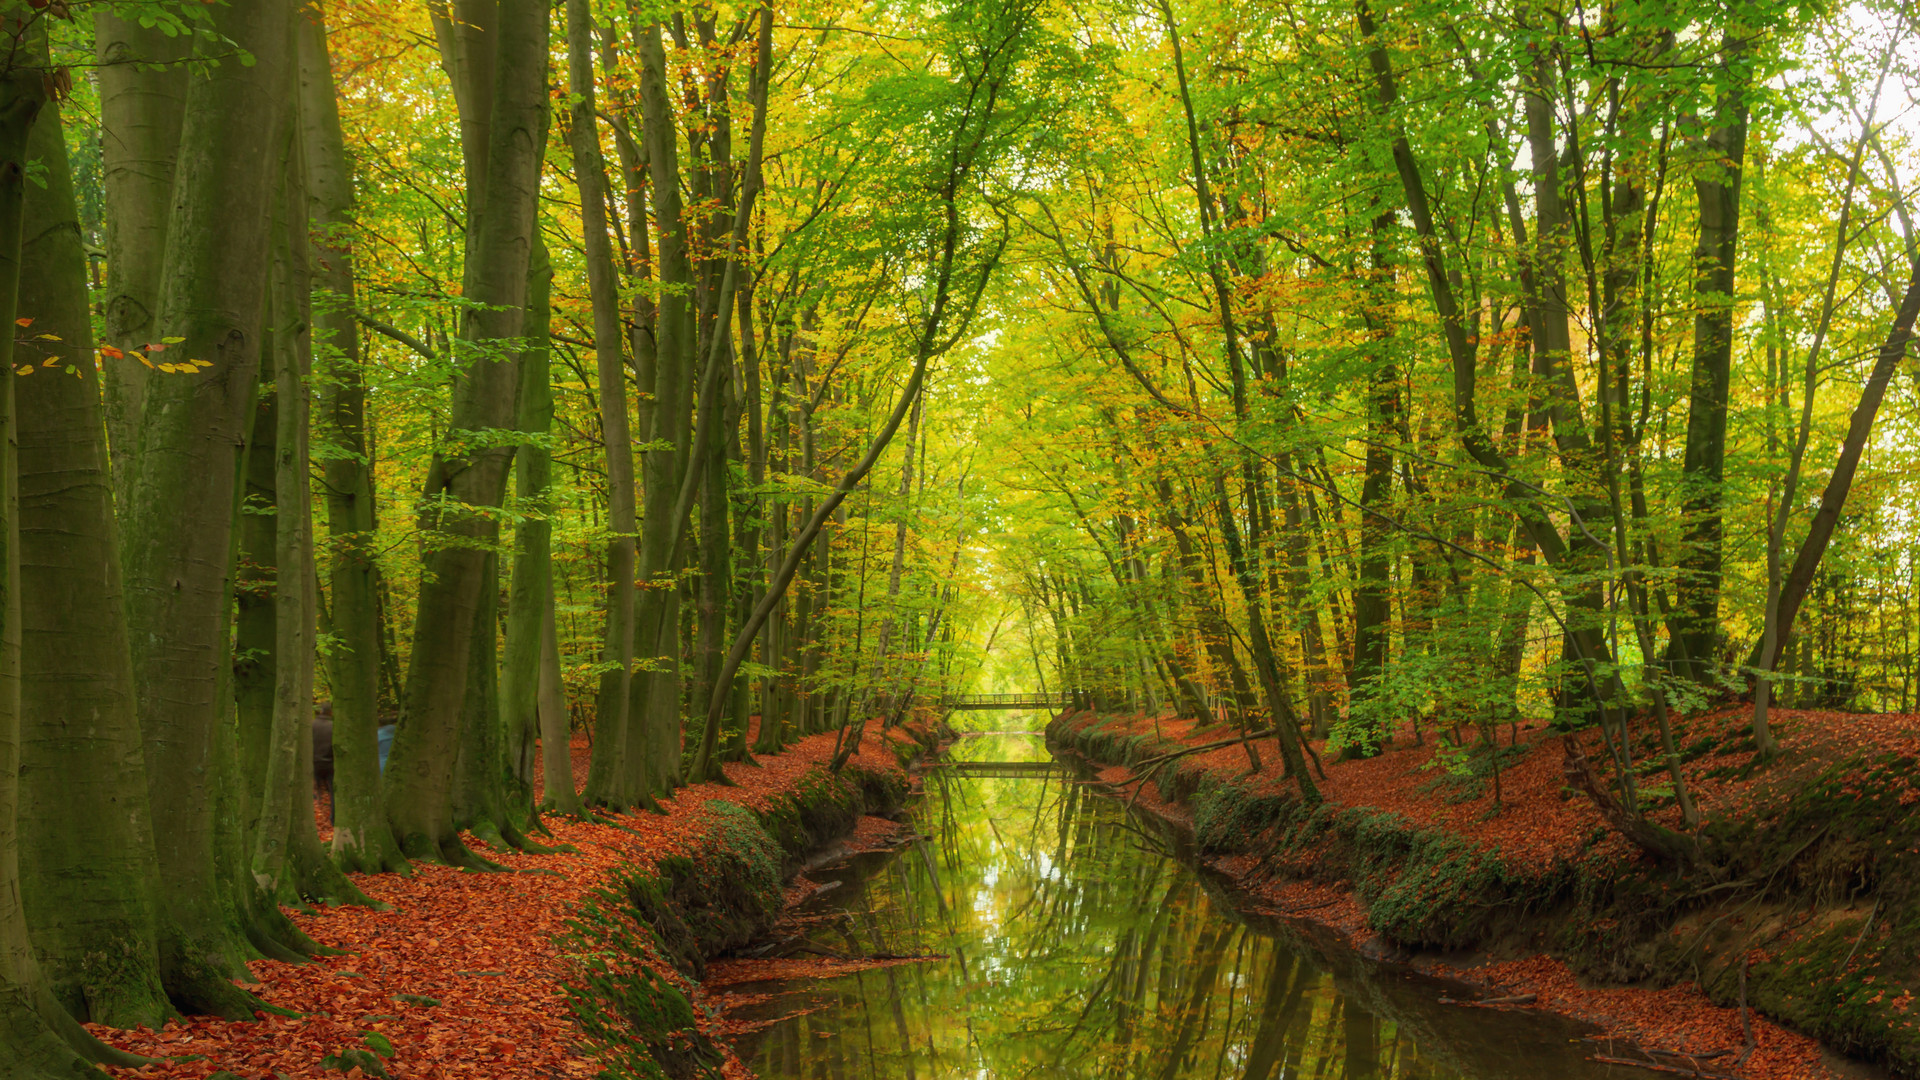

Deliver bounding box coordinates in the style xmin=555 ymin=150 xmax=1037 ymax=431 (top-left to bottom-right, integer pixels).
xmin=0 ymin=988 xmax=101 ymax=1079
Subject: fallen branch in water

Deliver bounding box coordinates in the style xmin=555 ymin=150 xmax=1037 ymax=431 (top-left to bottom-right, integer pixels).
xmin=1590 ymin=1054 xmax=1737 ymax=1079
xmin=1437 ymin=992 xmax=1536 ymax=1007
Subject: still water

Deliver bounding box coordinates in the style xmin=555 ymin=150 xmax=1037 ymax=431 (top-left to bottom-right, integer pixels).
xmin=725 ymin=728 xmax=1654 ymax=1079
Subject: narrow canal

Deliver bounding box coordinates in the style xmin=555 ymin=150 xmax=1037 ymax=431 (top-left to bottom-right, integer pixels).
xmin=722 ymin=726 xmax=1657 ymax=1079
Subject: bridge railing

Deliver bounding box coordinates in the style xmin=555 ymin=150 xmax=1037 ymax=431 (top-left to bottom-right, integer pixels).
xmin=930 ymin=691 xmax=1090 ymax=711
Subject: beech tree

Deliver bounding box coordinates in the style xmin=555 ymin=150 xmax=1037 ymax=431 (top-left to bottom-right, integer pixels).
xmin=0 ymin=0 xmax=1915 ymax=1067
xmin=382 ymin=0 xmax=551 ymax=863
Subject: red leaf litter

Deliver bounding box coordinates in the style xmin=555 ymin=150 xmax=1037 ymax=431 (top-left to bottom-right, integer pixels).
xmin=1065 ymin=707 xmax=1920 ymax=1080
xmin=93 ymin=723 xmax=915 ymax=1080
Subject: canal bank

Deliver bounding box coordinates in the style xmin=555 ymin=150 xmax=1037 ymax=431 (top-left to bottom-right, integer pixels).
xmin=1047 ymin=707 xmax=1917 ymax=1080
xmin=560 ymin=722 xmax=942 ymax=1080
xmin=705 ymin=726 xmax=1672 ymax=1080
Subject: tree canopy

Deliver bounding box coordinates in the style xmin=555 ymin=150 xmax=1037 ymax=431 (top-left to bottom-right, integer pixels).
xmin=0 ymin=0 xmax=1913 ymax=1070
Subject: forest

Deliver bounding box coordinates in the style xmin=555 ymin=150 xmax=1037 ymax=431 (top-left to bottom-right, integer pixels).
xmin=0 ymin=0 xmax=1916 ymax=1076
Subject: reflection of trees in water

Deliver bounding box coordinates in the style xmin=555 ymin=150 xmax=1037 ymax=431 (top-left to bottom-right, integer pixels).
xmin=743 ymin=737 xmax=1643 ymax=1080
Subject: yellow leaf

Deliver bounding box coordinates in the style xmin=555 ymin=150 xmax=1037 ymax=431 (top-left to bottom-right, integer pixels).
xmin=41 ymin=357 xmax=57 ymax=366
xmin=138 ymin=357 xmax=154 ymax=369
xmin=34 ymin=333 xmax=59 ymax=341
xmin=191 ymin=359 xmax=212 ymax=368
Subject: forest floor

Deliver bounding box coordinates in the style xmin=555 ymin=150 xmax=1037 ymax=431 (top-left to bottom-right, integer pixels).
xmin=89 ymin=725 xmax=916 ymax=1080
xmin=1061 ymin=705 xmax=1920 ymax=1080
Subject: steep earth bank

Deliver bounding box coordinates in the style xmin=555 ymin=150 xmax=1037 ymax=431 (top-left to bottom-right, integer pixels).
xmin=1049 ymin=707 xmax=1920 ymax=1080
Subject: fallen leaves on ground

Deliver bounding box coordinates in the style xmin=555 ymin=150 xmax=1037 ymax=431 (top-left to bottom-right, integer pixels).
xmin=93 ymin=723 xmax=914 ymax=1080
xmin=1070 ymin=706 xmax=1920 ymax=1080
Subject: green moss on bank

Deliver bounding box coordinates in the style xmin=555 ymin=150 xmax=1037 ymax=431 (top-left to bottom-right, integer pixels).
xmin=1049 ymin=709 xmax=1920 ymax=1078
xmin=561 ymin=758 xmax=911 ymax=1080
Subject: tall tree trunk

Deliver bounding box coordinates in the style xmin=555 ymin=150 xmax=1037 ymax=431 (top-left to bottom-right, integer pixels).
xmin=95 ymin=11 xmax=186 ymax=513
xmin=120 ymin=0 xmax=296 ymax=1017
xmin=505 ymin=242 xmax=570 ymax=810
xmin=626 ymin=19 xmax=697 ymax=799
xmin=0 ymin=45 xmax=108 ymax=1073
xmin=250 ymin=207 xmax=315 ymax=900
xmin=752 ymin=325 xmax=792 ymax=753
xmin=13 ymin=78 xmax=173 ymax=1029
xmin=448 ymin=551 xmax=517 ymax=850
xmin=1351 ymin=210 xmax=1397 ymax=731
xmin=1159 ymin=0 xmax=1312 ymax=793
xmin=384 ymin=0 xmax=548 ymax=864
xmin=298 ymin=4 xmax=405 ymax=874
xmin=265 ymin=137 xmax=374 ymax=909
xmin=567 ymin=0 xmax=639 ymax=810
xmin=538 ymin=584 xmax=579 ymax=814
xmin=1768 ymin=262 xmax=1920 ymax=688
xmin=1673 ymin=35 xmax=1749 ymax=677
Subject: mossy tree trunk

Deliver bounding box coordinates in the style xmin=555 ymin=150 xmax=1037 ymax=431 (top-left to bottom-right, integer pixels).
xmin=13 ymin=74 xmax=173 ymax=1030
xmin=119 ymin=0 xmax=297 ymax=1018
xmin=566 ymin=0 xmax=639 ymax=810
xmin=249 ymin=177 xmax=316 ymax=900
xmin=626 ymin=19 xmax=697 ymax=801
xmin=297 ymin=4 xmax=406 ymax=874
xmin=384 ymin=0 xmax=549 ymax=863
xmin=0 ymin=29 xmax=132 ymax=1075
xmin=94 ymin=11 xmax=185 ymax=513
xmin=504 ymin=241 xmax=564 ymax=811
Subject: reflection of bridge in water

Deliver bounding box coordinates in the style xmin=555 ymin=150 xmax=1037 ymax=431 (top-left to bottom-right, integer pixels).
xmin=921 ymin=760 xmax=1068 ymax=779
xmin=939 ymin=692 xmax=1078 ymax=711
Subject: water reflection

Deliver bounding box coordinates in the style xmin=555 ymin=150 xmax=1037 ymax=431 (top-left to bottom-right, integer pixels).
xmin=725 ymin=729 xmax=1652 ymax=1079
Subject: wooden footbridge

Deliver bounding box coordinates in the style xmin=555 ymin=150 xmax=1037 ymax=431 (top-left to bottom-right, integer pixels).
xmin=938 ymin=691 xmax=1077 ymax=712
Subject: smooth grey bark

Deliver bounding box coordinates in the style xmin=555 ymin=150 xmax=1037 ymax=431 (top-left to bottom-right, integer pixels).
xmin=447 ymin=550 xmax=516 ymax=851
xmin=686 ymin=6 xmax=776 ymax=782
xmin=95 ymin=11 xmax=186 ymax=513
xmin=538 ymin=586 xmax=576 ymax=813
xmin=752 ymin=329 xmax=793 ymax=753
xmin=298 ymin=4 xmax=405 ymax=874
xmin=384 ymin=0 xmax=549 ymax=862
xmin=566 ymin=0 xmax=639 ymax=809
xmin=429 ymin=0 xmax=498 ymax=205
xmin=256 ymin=132 xmax=372 ymax=910
xmin=505 ymin=242 xmax=571 ymax=811
xmin=1673 ymin=35 xmax=1750 ymax=676
xmin=13 ymin=83 xmax=172 ymax=1029
xmin=120 ymin=0 xmax=296 ymax=1017
xmin=250 ymin=201 xmax=315 ymax=898
xmin=625 ymin=20 xmax=696 ymax=799
xmin=229 ymin=221 xmax=355 ymax=943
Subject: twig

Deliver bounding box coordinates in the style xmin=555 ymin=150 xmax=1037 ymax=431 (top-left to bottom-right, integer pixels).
xmin=1834 ymin=896 xmax=1881 ymax=975
xmin=1735 ymin=955 xmax=1756 ymax=1068
xmin=1589 ymin=1055 xmax=1736 ymax=1079
xmin=351 ymin=309 xmax=438 ymax=362
xmin=1438 ymin=992 xmax=1536 ymax=1007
